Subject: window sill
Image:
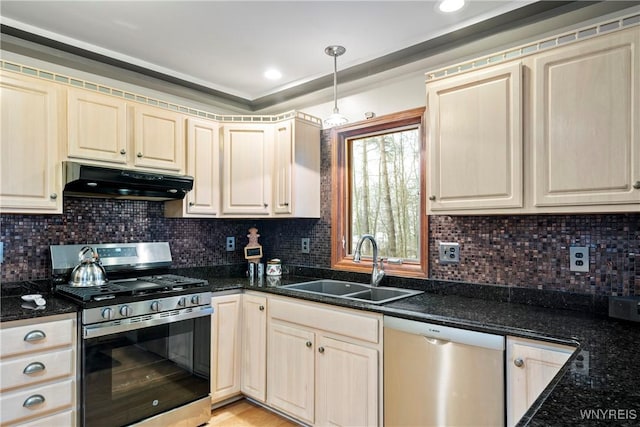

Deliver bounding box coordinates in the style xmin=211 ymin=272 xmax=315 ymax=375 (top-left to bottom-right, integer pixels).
xmin=332 ymin=258 xmax=428 ymax=279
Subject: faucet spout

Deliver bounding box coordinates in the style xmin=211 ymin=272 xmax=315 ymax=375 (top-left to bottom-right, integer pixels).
xmin=353 ymin=234 xmax=385 ymax=286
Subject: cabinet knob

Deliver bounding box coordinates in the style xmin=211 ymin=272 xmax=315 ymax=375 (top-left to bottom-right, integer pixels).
xmin=50 ymin=193 xmax=58 ymax=200
xmin=264 ymin=203 xmax=268 ymax=208
xmin=120 ymin=149 xmax=126 ymax=155
xmin=283 ymin=202 xmax=289 ymax=206
xmin=306 ymin=341 xmax=312 ymax=348
xmin=23 ymin=394 xmax=45 ymax=408
xmin=188 ymin=202 xmax=194 ymax=206
xmin=23 ymin=362 xmax=46 ymax=375
xmin=23 ymin=330 xmax=46 ymax=342
xmin=259 ymin=305 xmax=265 ymax=311
xmin=514 ymin=357 xmax=524 ymax=368
xmin=428 ymin=195 xmax=436 ymax=201
xmin=137 ymin=152 xmax=143 ymax=158
xmin=633 ymin=181 xmax=640 ymax=189
xmin=318 ymin=346 xmax=325 ymax=354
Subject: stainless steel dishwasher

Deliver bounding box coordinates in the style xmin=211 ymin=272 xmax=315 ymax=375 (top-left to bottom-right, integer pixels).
xmin=384 ymin=316 xmax=505 ymax=426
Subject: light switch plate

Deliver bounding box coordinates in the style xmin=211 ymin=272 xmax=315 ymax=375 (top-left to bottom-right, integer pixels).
xmin=438 ymin=242 xmax=460 ymax=264
xmin=570 ymin=246 xmax=589 ymax=272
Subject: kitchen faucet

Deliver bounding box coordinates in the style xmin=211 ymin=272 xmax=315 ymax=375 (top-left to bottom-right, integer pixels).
xmin=353 ymin=234 xmax=385 ymax=286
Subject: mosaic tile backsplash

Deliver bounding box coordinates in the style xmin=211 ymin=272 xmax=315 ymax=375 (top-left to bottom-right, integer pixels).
xmin=1 ymin=128 xmax=638 ymax=298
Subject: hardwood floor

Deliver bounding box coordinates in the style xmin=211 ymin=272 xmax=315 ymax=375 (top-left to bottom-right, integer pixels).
xmin=208 ymin=399 xmax=298 ymax=426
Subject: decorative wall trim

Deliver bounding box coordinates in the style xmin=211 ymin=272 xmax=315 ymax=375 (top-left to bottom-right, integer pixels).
xmin=426 ymin=10 xmax=640 ymax=82
xmin=0 ymin=61 xmax=322 ymax=126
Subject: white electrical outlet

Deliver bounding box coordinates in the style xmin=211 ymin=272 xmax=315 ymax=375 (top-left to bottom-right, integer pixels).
xmin=226 ymin=237 xmax=235 ymax=252
xmin=301 ymin=238 xmax=310 ymax=254
xmin=438 ymin=242 xmax=460 ymax=264
xmin=570 ymin=246 xmax=589 ymax=272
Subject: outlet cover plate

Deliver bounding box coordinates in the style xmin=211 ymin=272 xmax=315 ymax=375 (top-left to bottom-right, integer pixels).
xmin=226 ymin=237 xmax=235 ymax=252
xmin=301 ymin=238 xmax=310 ymax=254
xmin=438 ymin=242 xmax=460 ymax=264
xmin=570 ymin=246 xmax=589 ymax=272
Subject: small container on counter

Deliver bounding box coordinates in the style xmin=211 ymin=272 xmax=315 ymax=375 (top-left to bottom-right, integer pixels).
xmin=266 ymin=259 xmax=282 ymax=276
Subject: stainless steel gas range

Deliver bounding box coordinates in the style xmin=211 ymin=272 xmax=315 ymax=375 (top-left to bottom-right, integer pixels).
xmin=50 ymin=242 xmax=212 ymax=427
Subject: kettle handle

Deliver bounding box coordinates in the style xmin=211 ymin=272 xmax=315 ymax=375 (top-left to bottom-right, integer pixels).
xmin=78 ymin=246 xmax=98 ymax=263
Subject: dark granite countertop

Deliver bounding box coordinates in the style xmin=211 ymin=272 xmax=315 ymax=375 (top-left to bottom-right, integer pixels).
xmin=2 ymin=269 xmax=639 ymax=426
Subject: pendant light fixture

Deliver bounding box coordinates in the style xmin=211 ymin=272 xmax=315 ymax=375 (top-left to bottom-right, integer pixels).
xmin=324 ymin=45 xmax=348 ymax=127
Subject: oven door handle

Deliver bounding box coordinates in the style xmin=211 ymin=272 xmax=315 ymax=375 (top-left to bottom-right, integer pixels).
xmin=83 ymin=306 xmax=213 ymax=339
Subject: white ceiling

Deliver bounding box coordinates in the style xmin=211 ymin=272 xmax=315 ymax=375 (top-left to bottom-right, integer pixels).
xmin=1 ymin=0 xmax=541 ymax=102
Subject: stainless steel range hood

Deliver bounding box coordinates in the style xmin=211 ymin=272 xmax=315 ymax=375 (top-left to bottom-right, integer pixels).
xmin=63 ymin=161 xmax=193 ymax=201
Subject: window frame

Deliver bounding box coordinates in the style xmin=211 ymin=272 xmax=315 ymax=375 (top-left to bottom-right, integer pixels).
xmin=330 ymin=107 xmax=428 ymax=278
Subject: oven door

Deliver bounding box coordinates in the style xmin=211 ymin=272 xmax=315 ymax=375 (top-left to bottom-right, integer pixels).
xmin=82 ymin=311 xmax=211 ymax=427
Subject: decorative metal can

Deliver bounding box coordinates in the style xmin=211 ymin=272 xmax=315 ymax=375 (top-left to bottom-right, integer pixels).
xmin=266 ymin=258 xmax=282 ymax=276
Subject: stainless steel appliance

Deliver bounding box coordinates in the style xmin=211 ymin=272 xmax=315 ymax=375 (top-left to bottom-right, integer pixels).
xmin=51 ymin=242 xmax=212 ymax=427
xmin=384 ymin=316 xmax=505 ymax=426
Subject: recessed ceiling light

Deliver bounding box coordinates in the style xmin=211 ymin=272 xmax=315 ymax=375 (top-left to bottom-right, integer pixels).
xmin=264 ymin=69 xmax=282 ymax=80
xmin=438 ymin=0 xmax=465 ymax=13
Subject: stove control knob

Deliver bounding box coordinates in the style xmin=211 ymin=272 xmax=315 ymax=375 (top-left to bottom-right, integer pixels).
xmin=119 ymin=305 xmax=132 ymax=317
xmin=191 ymin=295 xmax=201 ymax=305
xmin=150 ymin=301 xmax=162 ymax=312
xmin=177 ymin=297 xmax=187 ymax=307
xmin=101 ymin=308 xmax=115 ymax=320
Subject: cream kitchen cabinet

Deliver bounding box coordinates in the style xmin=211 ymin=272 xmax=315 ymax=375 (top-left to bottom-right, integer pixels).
xmin=506 ymin=336 xmax=574 ymax=427
xmin=0 ymin=313 xmax=77 ymax=426
xmin=165 ymin=117 xmax=220 ymax=218
xmin=240 ymin=292 xmax=267 ymax=402
xmin=221 ymin=123 xmax=272 ymax=216
xmin=210 ymin=294 xmax=242 ymax=404
xmin=67 ymin=88 xmax=185 ymax=173
xmin=267 ymin=295 xmax=382 ymax=426
xmin=0 ymin=71 xmax=63 ymax=214
xmin=531 ymin=27 xmax=640 ymax=208
xmin=272 ymin=118 xmax=321 ymax=217
xmin=426 ymin=25 xmax=640 ymax=215
xmin=427 ymin=61 xmax=523 ymax=211
xmin=67 ymin=87 xmax=127 ymax=165
xmin=221 ymin=116 xmax=321 ymax=218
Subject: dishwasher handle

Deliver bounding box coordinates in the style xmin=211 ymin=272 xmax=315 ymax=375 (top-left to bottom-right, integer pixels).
xmin=384 ymin=316 xmax=504 ymax=351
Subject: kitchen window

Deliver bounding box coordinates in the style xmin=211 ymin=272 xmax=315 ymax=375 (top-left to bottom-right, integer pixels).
xmin=330 ymin=107 xmax=428 ymax=278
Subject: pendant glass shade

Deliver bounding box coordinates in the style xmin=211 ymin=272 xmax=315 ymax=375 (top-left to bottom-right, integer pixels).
xmin=324 ymin=45 xmax=348 ymax=128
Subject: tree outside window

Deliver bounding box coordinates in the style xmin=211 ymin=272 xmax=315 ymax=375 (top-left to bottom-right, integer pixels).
xmin=331 ymin=108 xmax=428 ymax=278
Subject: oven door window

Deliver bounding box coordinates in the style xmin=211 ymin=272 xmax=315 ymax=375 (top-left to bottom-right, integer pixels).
xmin=83 ymin=316 xmax=210 ymax=427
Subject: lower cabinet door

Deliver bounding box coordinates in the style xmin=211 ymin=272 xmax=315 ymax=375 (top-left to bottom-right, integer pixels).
xmin=316 ymin=336 xmax=379 ymax=427
xmin=267 ymin=322 xmax=315 ymax=424
xmin=211 ymin=295 xmax=242 ymax=403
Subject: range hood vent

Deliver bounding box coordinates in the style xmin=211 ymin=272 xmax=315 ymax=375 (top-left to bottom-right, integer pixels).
xmin=63 ymin=161 xmax=193 ymax=201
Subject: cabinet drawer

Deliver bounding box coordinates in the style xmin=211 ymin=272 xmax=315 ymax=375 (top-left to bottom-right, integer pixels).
xmin=14 ymin=409 xmax=75 ymax=427
xmin=1 ymin=348 xmax=74 ymax=392
xmin=0 ymin=319 xmax=74 ymax=359
xmin=270 ymin=297 xmax=380 ymax=344
xmin=0 ymin=379 xmax=74 ymax=425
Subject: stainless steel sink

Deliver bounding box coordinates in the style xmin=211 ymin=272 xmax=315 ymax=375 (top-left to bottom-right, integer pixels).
xmin=281 ymin=279 xmax=423 ymax=304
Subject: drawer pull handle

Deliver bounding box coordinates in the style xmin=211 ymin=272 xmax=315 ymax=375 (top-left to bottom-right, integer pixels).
xmin=23 ymin=362 xmax=46 ymax=375
xmin=23 ymin=394 xmax=45 ymax=408
xmin=24 ymin=330 xmax=46 ymax=342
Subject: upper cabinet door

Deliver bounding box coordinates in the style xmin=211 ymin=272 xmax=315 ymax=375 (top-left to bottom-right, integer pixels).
xmin=132 ymin=104 xmax=185 ymax=173
xmin=428 ymin=61 xmax=523 ymax=211
xmin=221 ymin=124 xmax=272 ymax=216
xmin=273 ymin=121 xmax=293 ymax=214
xmin=67 ymin=88 xmax=127 ymax=164
xmin=532 ymin=28 xmax=640 ymax=207
xmin=0 ymin=72 xmax=62 ymax=214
